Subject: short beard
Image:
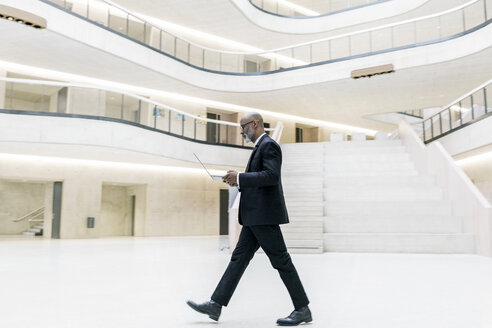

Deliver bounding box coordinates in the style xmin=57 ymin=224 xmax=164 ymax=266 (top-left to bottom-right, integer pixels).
xmin=244 ymin=129 xmax=254 ymax=144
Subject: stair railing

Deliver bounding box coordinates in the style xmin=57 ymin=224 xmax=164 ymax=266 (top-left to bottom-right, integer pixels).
xmin=418 ymin=78 xmax=492 ymax=143
xmin=399 ymin=118 xmax=492 ymax=256
xmin=13 ymin=207 xmax=45 ymax=233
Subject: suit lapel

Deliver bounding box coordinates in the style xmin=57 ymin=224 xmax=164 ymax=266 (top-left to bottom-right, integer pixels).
xmin=245 ymin=134 xmax=268 ymax=172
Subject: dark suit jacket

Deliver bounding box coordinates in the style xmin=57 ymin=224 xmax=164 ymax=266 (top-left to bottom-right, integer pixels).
xmin=238 ymin=134 xmax=289 ymax=226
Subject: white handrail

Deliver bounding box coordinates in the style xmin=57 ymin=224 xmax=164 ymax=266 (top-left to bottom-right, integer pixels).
xmin=398 ymin=118 xmax=492 ymax=256
xmin=98 ymin=0 xmax=480 ymax=56
xmin=13 ymin=206 xmax=44 ymax=222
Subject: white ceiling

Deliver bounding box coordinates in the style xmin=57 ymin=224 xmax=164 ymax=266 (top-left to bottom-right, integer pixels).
xmin=0 ymin=17 xmax=491 ymax=132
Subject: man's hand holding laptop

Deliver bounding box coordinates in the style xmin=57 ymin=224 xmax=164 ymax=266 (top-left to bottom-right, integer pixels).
xmin=194 ymin=153 xmax=238 ymax=186
xmin=222 ymin=170 xmax=238 ymax=187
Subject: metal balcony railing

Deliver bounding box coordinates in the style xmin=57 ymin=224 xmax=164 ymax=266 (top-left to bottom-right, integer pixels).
xmin=419 ymin=79 xmax=492 ymax=143
xmin=41 ymin=0 xmax=492 ymax=74
xmin=0 ymin=77 xmax=279 ymax=148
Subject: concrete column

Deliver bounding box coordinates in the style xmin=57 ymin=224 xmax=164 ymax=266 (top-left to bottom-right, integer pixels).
xmin=140 ymin=101 xmax=154 ymax=127
xmin=67 ymin=87 xmax=106 ymax=116
xmin=48 ymin=89 xmax=59 ymax=113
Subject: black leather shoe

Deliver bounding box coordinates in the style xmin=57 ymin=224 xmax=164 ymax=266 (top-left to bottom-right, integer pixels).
xmin=186 ymin=300 xmax=222 ymax=321
xmin=276 ymin=306 xmax=312 ymax=326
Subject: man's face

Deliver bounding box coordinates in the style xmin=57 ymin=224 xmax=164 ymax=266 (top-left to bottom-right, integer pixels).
xmin=240 ymin=119 xmax=256 ymax=143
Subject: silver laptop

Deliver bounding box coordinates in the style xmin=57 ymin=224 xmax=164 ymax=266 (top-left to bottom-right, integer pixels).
xmin=193 ymin=153 xmax=223 ymax=181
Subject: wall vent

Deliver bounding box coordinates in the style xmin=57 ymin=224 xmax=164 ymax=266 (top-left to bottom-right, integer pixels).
xmin=0 ymin=5 xmax=46 ymax=29
xmin=351 ymin=64 xmax=394 ymax=79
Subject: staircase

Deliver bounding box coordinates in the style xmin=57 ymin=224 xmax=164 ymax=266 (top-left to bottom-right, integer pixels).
xmin=281 ymin=139 xmax=474 ymax=254
xmin=12 ymin=207 xmax=45 ymax=237
xmin=22 ymin=223 xmax=44 ymax=236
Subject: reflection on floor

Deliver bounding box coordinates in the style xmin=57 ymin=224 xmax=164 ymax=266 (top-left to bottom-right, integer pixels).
xmin=0 ymin=236 xmax=491 ymax=328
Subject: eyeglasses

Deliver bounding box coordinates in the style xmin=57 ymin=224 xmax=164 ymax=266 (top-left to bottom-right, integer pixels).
xmin=240 ymin=120 xmax=255 ymax=131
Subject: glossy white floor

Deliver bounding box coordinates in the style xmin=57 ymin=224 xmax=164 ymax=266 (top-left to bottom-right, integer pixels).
xmin=1 ymin=236 xmax=491 ymax=328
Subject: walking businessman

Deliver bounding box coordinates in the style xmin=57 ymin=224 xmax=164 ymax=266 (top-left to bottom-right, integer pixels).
xmin=187 ymin=112 xmax=312 ymax=326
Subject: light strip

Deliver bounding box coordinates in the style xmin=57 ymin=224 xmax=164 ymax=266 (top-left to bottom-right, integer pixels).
xmin=137 ymin=14 xmax=307 ymax=66
xmin=0 ymin=152 xmax=227 ymax=176
xmin=69 ymin=0 xmax=306 ymax=66
xmin=274 ymin=0 xmax=320 ymax=16
xmin=456 ymin=151 xmax=492 ymax=166
xmin=0 ymin=60 xmax=378 ymax=135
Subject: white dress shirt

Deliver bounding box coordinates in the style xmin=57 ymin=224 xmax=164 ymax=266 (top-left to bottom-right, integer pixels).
xmin=237 ymin=133 xmax=267 ymax=189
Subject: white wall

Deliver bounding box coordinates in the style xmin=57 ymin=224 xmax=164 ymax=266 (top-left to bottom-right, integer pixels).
xmin=0 ymin=154 xmax=230 ymax=239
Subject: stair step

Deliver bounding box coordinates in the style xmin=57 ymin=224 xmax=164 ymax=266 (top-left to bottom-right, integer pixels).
xmin=287 ymin=206 xmax=324 ymax=216
xmin=324 ymin=154 xmax=411 ymax=162
xmin=324 ymin=216 xmax=462 ymax=233
xmin=324 ymin=188 xmax=443 ymax=201
xmin=282 ymin=225 xmax=323 ymax=233
xmin=282 ymin=232 xmax=324 ymax=239
xmin=325 ymin=200 xmax=453 ymax=216
xmin=324 ymin=140 xmax=402 ymax=148
xmin=22 ymin=231 xmax=36 ymax=236
xmin=323 ymin=233 xmax=475 ymax=253
xmin=325 ymin=147 xmax=407 ymax=154
xmin=325 ymin=162 xmax=414 ymax=170
xmin=323 ymin=169 xmax=418 ymax=177
xmin=284 ymin=192 xmax=323 ymax=201
xmin=323 ymin=175 xmax=435 ymax=187
xmin=289 ymin=216 xmax=326 ymax=221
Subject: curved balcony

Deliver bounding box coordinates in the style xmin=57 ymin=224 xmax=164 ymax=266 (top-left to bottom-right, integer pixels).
xmin=0 ymin=77 xmax=281 ymax=153
xmin=237 ymin=0 xmax=432 ymax=34
xmin=40 ymin=0 xmax=491 ymax=76
xmin=248 ymin=0 xmax=392 ymax=17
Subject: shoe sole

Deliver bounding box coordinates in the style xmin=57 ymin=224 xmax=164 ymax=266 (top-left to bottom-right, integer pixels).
xmin=186 ymin=302 xmax=219 ymax=321
xmin=277 ymin=316 xmax=313 ymax=326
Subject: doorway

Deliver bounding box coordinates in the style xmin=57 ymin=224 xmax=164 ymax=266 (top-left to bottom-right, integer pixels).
xmin=219 ymin=189 xmax=229 ymax=235
xmin=51 ymin=181 xmax=62 ymax=239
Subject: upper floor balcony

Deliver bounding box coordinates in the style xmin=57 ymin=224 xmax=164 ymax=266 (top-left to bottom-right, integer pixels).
xmin=2 ymin=0 xmax=477 ymax=75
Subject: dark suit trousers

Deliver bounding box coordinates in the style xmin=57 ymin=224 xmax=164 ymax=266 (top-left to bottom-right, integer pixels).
xmin=211 ymin=225 xmax=309 ymax=310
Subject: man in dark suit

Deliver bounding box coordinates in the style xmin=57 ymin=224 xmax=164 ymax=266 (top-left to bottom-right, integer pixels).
xmin=187 ymin=113 xmax=312 ymax=326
